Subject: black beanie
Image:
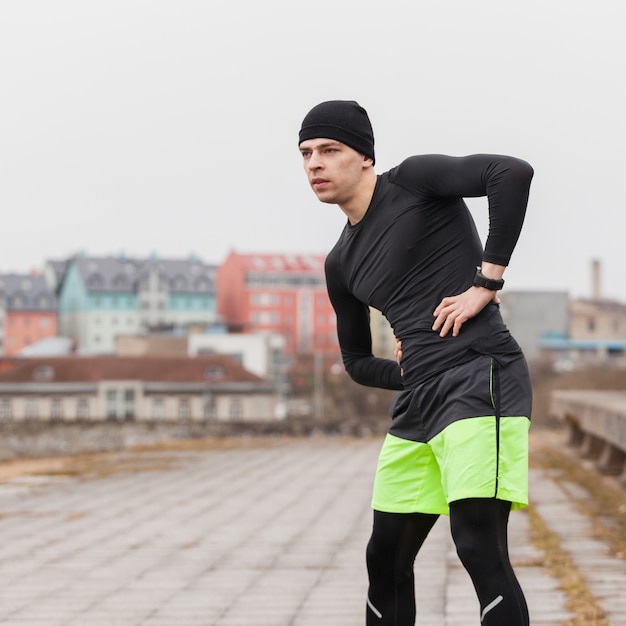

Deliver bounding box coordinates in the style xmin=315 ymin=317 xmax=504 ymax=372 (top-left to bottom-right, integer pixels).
xmin=299 ymin=100 xmax=375 ymax=164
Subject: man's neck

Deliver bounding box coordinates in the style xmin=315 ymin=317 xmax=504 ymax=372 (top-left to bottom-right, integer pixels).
xmin=339 ymin=171 xmax=378 ymax=225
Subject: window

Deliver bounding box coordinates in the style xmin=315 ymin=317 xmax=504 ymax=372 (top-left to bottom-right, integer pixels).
xmin=50 ymin=399 xmax=63 ymax=420
xmin=205 ymin=366 xmax=224 ymax=380
xmin=25 ymin=398 xmax=38 ymax=420
xmin=106 ymin=389 xmax=136 ymax=420
xmin=112 ymin=275 xmax=128 ymax=289
xmin=251 ymin=311 xmax=279 ymax=325
xmin=251 ymin=293 xmax=278 ymax=306
xmin=87 ymin=274 xmax=104 ymax=289
xmin=152 ymin=398 xmax=165 ymax=420
xmin=33 ymin=365 xmax=54 ymax=381
xmin=229 ymin=398 xmax=243 ymax=420
xmin=77 ymin=398 xmax=89 ymax=420
xmin=203 ymin=394 xmax=216 ymax=420
xmin=178 ymin=398 xmax=191 ymax=420
xmin=123 ymin=389 xmax=135 ymax=419
xmin=106 ymin=390 xmax=117 ymax=419
xmin=0 ymin=399 xmax=12 ymax=421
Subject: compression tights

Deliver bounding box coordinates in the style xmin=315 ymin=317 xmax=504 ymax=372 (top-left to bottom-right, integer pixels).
xmin=365 ymin=498 xmax=529 ymax=625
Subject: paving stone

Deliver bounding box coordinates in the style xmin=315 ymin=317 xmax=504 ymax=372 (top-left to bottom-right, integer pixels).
xmin=0 ymin=434 xmax=620 ymax=624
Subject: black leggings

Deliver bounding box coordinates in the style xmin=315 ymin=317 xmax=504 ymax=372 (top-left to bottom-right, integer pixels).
xmin=365 ymin=498 xmax=529 ymax=625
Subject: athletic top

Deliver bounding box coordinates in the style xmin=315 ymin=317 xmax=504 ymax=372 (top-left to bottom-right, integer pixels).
xmin=324 ymin=154 xmax=533 ymax=390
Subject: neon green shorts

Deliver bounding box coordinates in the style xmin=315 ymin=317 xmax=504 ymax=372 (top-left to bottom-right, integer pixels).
xmin=371 ymin=415 xmax=530 ymax=516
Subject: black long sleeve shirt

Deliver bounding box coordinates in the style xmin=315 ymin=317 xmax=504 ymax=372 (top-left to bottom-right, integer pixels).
xmin=324 ymin=154 xmax=533 ymax=390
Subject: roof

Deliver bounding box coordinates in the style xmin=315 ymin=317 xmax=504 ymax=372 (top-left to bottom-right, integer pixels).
xmin=17 ymin=337 xmax=75 ymax=357
xmin=68 ymin=255 xmax=217 ymax=295
xmin=234 ymin=252 xmax=326 ymax=273
xmin=0 ymin=273 xmax=57 ymax=312
xmin=573 ymin=298 xmax=626 ymax=314
xmin=0 ymin=355 xmax=267 ymax=385
xmin=539 ymin=338 xmax=626 ymax=351
xmin=45 ymin=259 xmax=70 ymax=288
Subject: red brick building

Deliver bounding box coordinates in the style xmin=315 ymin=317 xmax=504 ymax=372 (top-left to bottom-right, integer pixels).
xmin=217 ymin=251 xmax=339 ymax=356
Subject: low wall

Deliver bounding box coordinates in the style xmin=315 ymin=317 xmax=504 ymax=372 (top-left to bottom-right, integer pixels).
xmin=550 ymin=390 xmax=626 ymax=477
xmin=0 ymin=415 xmax=389 ymax=461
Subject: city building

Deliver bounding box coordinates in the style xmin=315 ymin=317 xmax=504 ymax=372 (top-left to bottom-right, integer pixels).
xmin=52 ymin=253 xmax=218 ymax=354
xmin=217 ymin=251 xmax=338 ymax=357
xmin=536 ymin=260 xmax=626 ymax=368
xmin=188 ymin=331 xmax=288 ymax=389
xmin=0 ymin=355 xmax=278 ymax=422
xmin=539 ymin=298 xmax=626 ymax=368
xmin=0 ymin=273 xmax=58 ymax=358
xmin=498 ymin=290 xmax=570 ymax=363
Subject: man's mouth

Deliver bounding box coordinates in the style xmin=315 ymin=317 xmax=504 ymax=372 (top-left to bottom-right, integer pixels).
xmin=311 ymin=178 xmax=329 ymax=189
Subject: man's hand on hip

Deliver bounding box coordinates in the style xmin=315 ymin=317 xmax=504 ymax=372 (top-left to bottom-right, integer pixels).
xmin=432 ymin=287 xmax=500 ymax=338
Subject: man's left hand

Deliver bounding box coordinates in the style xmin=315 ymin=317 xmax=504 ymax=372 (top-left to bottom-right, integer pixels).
xmin=432 ymin=287 xmax=500 ymax=338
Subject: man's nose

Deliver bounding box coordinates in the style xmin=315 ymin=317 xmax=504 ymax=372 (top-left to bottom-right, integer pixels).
xmin=307 ymin=151 xmax=322 ymax=169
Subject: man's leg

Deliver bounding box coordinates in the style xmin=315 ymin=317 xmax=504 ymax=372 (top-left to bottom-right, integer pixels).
xmin=449 ymin=498 xmax=529 ymax=626
xmin=365 ymin=509 xmax=439 ymax=625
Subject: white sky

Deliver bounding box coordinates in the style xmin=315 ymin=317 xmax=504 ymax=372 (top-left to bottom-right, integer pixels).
xmin=1 ymin=0 xmax=625 ymax=300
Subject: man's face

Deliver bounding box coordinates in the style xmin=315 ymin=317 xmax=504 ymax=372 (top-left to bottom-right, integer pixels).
xmin=299 ymin=138 xmax=371 ymax=206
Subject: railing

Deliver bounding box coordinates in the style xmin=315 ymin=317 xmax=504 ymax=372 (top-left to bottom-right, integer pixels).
xmin=549 ymin=390 xmax=626 ymax=477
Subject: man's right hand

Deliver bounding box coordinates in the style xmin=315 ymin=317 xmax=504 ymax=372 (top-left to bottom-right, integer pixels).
xmin=394 ymin=338 xmax=403 ymax=376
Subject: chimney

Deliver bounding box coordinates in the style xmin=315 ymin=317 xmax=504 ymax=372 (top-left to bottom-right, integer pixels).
xmin=591 ymin=258 xmax=601 ymax=300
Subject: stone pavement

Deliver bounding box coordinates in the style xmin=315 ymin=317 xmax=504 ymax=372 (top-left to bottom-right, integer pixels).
xmin=0 ymin=432 xmax=624 ymax=625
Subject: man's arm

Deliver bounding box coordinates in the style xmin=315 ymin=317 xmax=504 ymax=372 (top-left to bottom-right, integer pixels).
xmin=326 ymin=264 xmax=403 ymax=390
xmin=396 ymin=154 xmax=533 ymax=337
xmin=394 ymin=154 xmax=533 ymax=267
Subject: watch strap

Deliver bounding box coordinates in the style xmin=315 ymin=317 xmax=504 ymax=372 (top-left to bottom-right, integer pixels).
xmin=473 ymin=267 xmax=505 ymax=291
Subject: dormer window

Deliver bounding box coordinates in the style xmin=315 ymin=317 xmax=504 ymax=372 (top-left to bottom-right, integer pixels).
xmin=205 ymin=366 xmax=224 ymax=380
xmin=33 ymin=365 xmax=54 ymax=381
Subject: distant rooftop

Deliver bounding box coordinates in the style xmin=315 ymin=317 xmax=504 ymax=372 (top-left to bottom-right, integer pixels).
xmin=0 ymin=273 xmax=57 ymax=311
xmin=50 ymin=254 xmax=218 ymax=295
xmin=0 ymin=355 xmax=266 ymax=385
xmin=234 ymin=252 xmax=326 ymax=273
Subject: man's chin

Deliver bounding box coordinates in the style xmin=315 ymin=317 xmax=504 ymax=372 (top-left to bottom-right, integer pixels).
xmin=313 ymin=191 xmax=338 ymax=205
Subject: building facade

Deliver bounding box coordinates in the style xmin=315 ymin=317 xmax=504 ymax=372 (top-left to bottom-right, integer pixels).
xmin=188 ymin=332 xmax=288 ymax=389
xmin=0 ymin=273 xmax=58 ymax=358
xmin=539 ymin=297 xmax=626 ymax=368
xmin=0 ymin=355 xmax=278 ymax=422
xmin=498 ymin=290 xmax=570 ymax=363
xmin=217 ymin=251 xmax=338 ymax=357
xmin=52 ymin=254 xmax=218 ymax=354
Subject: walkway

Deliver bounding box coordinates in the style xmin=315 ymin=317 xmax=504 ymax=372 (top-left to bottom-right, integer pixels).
xmin=0 ymin=431 xmax=624 ymax=625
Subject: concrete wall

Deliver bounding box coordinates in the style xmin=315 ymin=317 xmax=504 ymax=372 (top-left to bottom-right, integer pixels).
xmin=550 ymin=389 xmax=626 ymax=477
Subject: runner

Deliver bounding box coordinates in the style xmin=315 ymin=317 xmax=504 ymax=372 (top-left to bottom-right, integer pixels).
xmin=298 ymin=100 xmax=533 ymax=626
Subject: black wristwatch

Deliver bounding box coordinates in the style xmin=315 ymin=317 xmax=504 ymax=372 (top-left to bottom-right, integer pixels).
xmin=473 ymin=267 xmax=505 ymax=291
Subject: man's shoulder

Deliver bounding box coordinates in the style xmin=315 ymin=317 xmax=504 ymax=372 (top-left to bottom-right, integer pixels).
xmin=384 ymin=154 xmax=447 ymax=196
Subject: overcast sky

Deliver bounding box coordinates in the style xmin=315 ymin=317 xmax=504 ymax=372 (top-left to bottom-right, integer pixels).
xmin=2 ymin=0 xmax=625 ymax=300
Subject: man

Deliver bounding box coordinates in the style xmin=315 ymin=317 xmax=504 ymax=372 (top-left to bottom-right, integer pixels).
xmin=298 ymin=100 xmax=533 ymax=626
